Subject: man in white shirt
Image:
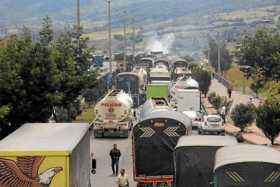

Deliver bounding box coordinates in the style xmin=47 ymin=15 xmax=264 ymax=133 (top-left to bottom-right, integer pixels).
xmin=117 ymin=169 xmax=129 ymax=187
xmin=220 ymin=105 xmax=226 ymax=122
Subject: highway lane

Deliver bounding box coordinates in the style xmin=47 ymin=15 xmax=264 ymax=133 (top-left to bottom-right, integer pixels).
xmin=91 ymin=133 xmax=137 ymax=187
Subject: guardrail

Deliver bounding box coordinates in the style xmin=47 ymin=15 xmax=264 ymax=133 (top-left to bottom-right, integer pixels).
xmin=212 ymin=71 xmax=258 ymax=97
xmin=212 ymin=72 xmax=231 ymax=89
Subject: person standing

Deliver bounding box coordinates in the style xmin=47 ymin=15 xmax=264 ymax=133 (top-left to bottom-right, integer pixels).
xmin=110 ymin=144 xmax=121 ymax=176
xmin=227 ymin=86 xmax=232 ymax=98
xmin=220 ymin=105 xmax=226 ymax=123
xmin=117 ymin=169 xmax=129 ymax=187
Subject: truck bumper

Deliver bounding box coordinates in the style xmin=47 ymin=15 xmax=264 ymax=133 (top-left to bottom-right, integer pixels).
xmin=94 ymin=128 xmax=129 ymax=138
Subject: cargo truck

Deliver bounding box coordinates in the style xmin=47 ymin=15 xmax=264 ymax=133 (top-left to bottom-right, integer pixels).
xmin=93 ymin=89 xmax=133 ymax=138
xmin=170 ymin=77 xmax=201 ymax=112
xmin=0 ymin=123 xmax=92 ymax=187
xmin=133 ymin=98 xmax=192 ymax=187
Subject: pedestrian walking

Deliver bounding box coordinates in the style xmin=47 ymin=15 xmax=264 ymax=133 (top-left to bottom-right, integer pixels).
xmin=227 ymin=86 xmax=232 ymax=98
xmin=220 ymin=106 xmax=226 ymax=123
xmin=110 ymin=144 xmax=121 ymax=176
xmin=117 ymin=169 xmax=129 ymax=187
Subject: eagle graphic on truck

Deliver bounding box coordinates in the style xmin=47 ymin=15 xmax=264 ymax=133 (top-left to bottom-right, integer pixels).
xmin=0 ymin=156 xmax=62 ymax=187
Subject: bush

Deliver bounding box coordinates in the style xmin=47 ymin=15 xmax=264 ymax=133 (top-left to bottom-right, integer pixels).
xmin=208 ymin=92 xmax=233 ymax=113
xmin=256 ymin=100 xmax=280 ymax=144
xmin=231 ymin=104 xmax=256 ymax=131
xmin=208 ymin=92 xmax=217 ymax=104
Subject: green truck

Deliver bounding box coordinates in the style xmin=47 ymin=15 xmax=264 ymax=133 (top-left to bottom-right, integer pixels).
xmin=146 ymin=84 xmax=169 ymax=99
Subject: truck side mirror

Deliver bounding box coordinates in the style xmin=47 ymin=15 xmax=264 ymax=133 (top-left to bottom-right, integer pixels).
xmin=91 ymin=159 xmax=96 ymax=175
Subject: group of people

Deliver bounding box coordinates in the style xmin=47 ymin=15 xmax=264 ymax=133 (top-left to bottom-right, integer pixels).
xmin=110 ymin=144 xmax=129 ymax=187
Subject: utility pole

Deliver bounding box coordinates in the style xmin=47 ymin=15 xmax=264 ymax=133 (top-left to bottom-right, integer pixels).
xmin=132 ymin=19 xmax=136 ymax=63
xmin=123 ymin=11 xmax=127 ymax=71
xmin=207 ymin=47 xmax=210 ymax=64
xmin=218 ymin=44 xmax=221 ymax=75
xmin=216 ymin=32 xmax=221 ymax=75
xmin=76 ymin=0 xmax=81 ymax=47
xmin=107 ymin=0 xmax=112 ymax=74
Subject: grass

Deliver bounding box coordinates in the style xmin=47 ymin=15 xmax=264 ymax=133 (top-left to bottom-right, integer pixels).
xmin=224 ymin=66 xmax=253 ymax=93
xmin=74 ymin=105 xmax=95 ymax=123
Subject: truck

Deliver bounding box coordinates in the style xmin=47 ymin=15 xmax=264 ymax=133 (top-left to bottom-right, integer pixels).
xmin=146 ymin=84 xmax=169 ymax=99
xmin=93 ymin=89 xmax=133 ymax=138
xmin=0 ymin=123 xmax=93 ymax=187
xmin=174 ymin=89 xmax=201 ymax=112
xmin=170 ymin=77 xmax=201 ymax=112
xmin=133 ymin=98 xmax=192 ymax=187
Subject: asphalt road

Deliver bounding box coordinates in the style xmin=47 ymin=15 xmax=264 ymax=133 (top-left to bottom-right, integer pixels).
xmin=91 ymin=132 xmax=137 ymax=187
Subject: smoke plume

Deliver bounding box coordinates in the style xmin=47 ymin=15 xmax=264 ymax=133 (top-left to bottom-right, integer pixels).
xmin=145 ymin=33 xmax=175 ymax=54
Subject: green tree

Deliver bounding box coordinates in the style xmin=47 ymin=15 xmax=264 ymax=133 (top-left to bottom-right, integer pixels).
xmin=51 ymin=30 xmax=97 ymax=122
xmin=231 ymin=104 xmax=256 ymax=132
xmin=0 ymin=18 xmax=97 ymax=137
xmin=256 ymin=100 xmax=280 ymax=144
xmin=39 ymin=16 xmax=53 ymax=45
xmin=237 ymin=30 xmax=280 ymax=82
xmin=0 ymin=37 xmax=59 ymax=136
xmin=208 ymin=92 xmax=233 ymax=113
xmin=206 ymin=38 xmax=232 ymax=72
xmin=191 ymin=64 xmax=212 ymax=97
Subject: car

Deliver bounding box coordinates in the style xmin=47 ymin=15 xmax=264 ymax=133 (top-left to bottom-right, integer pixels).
xmin=198 ymin=114 xmax=224 ymax=135
xmin=182 ymin=110 xmax=203 ymax=129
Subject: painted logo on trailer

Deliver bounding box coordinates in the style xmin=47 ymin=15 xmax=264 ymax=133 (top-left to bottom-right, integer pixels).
xmin=108 ymin=108 xmax=114 ymax=113
xmin=0 ymin=156 xmax=62 ymax=187
xmin=101 ymin=102 xmax=122 ymax=107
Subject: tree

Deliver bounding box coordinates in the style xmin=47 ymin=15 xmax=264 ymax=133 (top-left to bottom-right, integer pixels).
xmin=39 ymin=16 xmax=53 ymax=45
xmin=191 ymin=64 xmax=212 ymax=97
xmin=237 ymin=30 xmax=280 ymax=82
xmin=256 ymin=100 xmax=280 ymax=144
xmin=0 ymin=37 xmax=59 ymax=136
xmin=52 ymin=30 xmax=97 ymax=121
xmin=231 ymin=104 xmax=256 ymax=132
xmin=206 ymin=38 xmax=232 ymax=72
xmin=0 ymin=17 xmax=97 ymax=138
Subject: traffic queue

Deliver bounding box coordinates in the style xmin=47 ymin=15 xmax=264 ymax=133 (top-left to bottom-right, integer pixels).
xmin=90 ymin=53 xmax=280 ymax=187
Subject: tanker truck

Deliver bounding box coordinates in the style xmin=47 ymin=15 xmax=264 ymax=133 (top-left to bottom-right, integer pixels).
xmin=93 ymin=89 xmax=133 ymax=138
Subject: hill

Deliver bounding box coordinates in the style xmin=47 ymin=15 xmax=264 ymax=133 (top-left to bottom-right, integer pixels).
xmin=0 ymin=0 xmax=279 ymax=30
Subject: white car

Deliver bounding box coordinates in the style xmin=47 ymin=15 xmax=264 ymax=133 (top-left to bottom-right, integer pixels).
xmin=198 ymin=114 xmax=225 ymax=135
xmin=182 ymin=111 xmax=203 ymax=129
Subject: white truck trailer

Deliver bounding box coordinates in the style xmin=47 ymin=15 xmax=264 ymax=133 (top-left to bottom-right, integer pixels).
xmin=171 ymin=77 xmax=201 ymax=112
xmin=93 ymin=89 xmax=133 ymax=138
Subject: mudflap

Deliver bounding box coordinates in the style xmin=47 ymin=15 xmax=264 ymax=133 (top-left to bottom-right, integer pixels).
xmin=120 ymin=129 xmax=129 ymax=138
xmin=93 ymin=130 xmax=103 ymax=138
